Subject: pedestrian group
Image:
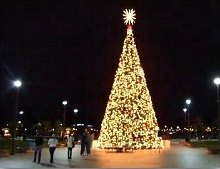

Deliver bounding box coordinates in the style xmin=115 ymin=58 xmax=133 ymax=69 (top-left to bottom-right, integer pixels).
xmin=33 ymin=128 xmax=92 ymax=164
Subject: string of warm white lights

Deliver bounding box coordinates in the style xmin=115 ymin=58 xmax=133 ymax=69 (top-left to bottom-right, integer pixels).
xmin=97 ymin=9 xmax=163 ymax=149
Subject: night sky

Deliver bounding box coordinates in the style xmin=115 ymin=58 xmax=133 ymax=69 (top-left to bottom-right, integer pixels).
xmin=1 ymin=1 xmax=220 ymax=129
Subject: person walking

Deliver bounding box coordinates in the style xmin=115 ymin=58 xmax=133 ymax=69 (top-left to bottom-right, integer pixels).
xmin=80 ymin=130 xmax=87 ymax=156
xmin=80 ymin=129 xmax=91 ymax=156
xmin=33 ymin=132 xmax=44 ymax=163
xmin=66 ymin=133 xmax=75 ymax=159
xmin=85 ymin=131 xmax=92 ymax=155
xmin=48 ymin=133 xmax=58 ymax=163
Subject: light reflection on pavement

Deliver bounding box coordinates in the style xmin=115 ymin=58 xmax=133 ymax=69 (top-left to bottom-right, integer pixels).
xmin=0 ymin=141 xmax=220 ymax=168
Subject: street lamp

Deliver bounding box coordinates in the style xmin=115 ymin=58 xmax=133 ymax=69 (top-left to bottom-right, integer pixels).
xmin=73 ymin=108 xmax=78 ymax=114
xmin=213 ymin=77 xmax=220 ymax=139
xmin=183 ymin=108 xmax=187 ymax=126
xmin=186 ymin=99 xmax=191 ymax=105
xmin=213 ymin=77 xmax=220 ymax=114
xmin=19 ymin=111 xmax=24 ymax=115
xmin=19 ymin=111 xmax=24 ymax=137
xmin=183 ymin=108 xmax=187 ymax=141
xmin=73 ymin=108 xmax=79 ymax=127
xmin=62 ymin=100 xmax=68 ymax=133
xmin=11 ymin=80 xmax=22 ymax=155
xmin=185 ymin=99 xmax=191 ymax=142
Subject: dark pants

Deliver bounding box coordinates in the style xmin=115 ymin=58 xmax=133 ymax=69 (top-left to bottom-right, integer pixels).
xmin=33 ymin=146 xmax=42 ymax=163
xmin=80 ymin=142 xmax=91 ymax=155
xmin=67 ymin=147 xmax=72 ymax=159
xmin=86 ymin=142 xmax=91 ymax=154
xmin=49 ymin=147 xmax=56 ymax=163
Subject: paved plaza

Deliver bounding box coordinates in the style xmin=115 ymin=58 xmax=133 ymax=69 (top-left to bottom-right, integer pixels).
xmin=0 ymin=140 xmax=220 ymax=168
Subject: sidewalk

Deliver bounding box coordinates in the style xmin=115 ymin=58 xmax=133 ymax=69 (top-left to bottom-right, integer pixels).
xmin=0 ymin=144 xmax=220 ymax=168
xmin=0 ymin=145 xmax=93 ymax=168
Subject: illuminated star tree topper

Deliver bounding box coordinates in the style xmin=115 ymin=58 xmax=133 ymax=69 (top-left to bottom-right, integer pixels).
xmin=123 ymin=9 xmax=136 ymax=35
xmin=123 ymin=9 xmax=136 ymax=25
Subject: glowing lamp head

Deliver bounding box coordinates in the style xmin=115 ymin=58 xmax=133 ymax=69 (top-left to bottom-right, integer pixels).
xmin=73 ymin=109 xmax=78 ymax=113
xmin=62 ymin=101 xmax=67 ymax=105
xmin=183 ymin=108 xmax=187 ymax=113
xmin=14 ymin=80 xmax=22 ymax=88
xmin=214 ymin=77 xmax=220 ymax=86
xmin=186 ymin=99 xmax=191 ymax=105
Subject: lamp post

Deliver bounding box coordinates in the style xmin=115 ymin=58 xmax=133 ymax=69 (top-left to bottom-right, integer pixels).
xmin=19 ymin=111 xmax=24 ymax=137
xmin=62 ymin=100 xmax=67 ymax=136
xmin=213 ymin=77 xmax=220 ymax=140
xmin=19 ymin=111 xmax=24 ymax=123
xmin=185 ymin=99 xmax=191 ymax=142
xmin=11 ymin=80 xmax=22 ymax=155
xmin=183 ymin=108 xmax=187 ymax=127
xmin=183 ymin=108 xmax=187 ymax=141
xmin=73 ymin=108 xmax=79 ymax=127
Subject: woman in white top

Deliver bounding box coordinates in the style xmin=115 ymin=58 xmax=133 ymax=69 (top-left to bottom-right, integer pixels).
xmin=48 ymin=134 xmax=58 ymax=163
xmin=66 ymin=133 xmax=75 ymax=159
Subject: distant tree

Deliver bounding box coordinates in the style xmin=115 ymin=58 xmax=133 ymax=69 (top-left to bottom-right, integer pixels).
xmin=31 ymin=121 xmax=52 ymax=136
xmin=211 ymin=118 xmax=220 ymax=139
xmin=54 ymin=120 xmax=63 ymax=136
xmin=8 ymin=120 xmax=19 ymax=137
xmin=212 ymin=117 xmax=220 ymax=128
xmin=8 ymin=121 xmax=13 ymax=136
xmin=42 ymin=121 xmax=52 ymax=135
xmin=31 ymin=123 xmax=42 ymax=135
xmin=192 ymin=115 xmax=203 ymax=140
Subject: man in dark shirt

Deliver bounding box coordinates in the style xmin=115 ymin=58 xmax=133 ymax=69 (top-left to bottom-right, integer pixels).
xmin=33 ymin=132 xmax=44 ymax=163
xmin=80 ymin=129 xmax=92 ymax=156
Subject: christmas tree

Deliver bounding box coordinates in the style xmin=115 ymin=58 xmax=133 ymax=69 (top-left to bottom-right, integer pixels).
xmin=97 ymin=9 xmax=163 ymax=149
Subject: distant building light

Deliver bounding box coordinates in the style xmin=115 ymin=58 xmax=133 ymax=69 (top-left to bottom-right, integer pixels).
xmin=206 ymin=127 xmax=211 ymax=132
xmin=77 ymin=124 xmax=85 ymax=126
xmin=3 ymin=128 xmax=11 ymax=137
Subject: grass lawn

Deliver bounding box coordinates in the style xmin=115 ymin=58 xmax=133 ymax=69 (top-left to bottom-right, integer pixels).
xmin=0 ymin=137 xmax=64 ymax=153
xmin=0 ymin=138 xmax=29 ymax=153
xmin=191 ymin=140 xmax=220 ymax=148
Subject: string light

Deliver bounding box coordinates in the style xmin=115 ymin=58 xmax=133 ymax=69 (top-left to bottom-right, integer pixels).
xmin=97 ymin=9 xmax=163 ymax=149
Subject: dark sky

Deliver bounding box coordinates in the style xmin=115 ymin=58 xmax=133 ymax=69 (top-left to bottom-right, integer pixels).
xmin=1 ymin=1 xmax=220 ymax=129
